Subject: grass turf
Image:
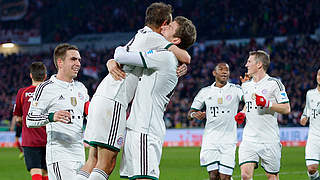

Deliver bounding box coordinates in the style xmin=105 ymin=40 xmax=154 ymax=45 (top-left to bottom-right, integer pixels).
xmin=0 ymin=146 xmax=308 ymax=180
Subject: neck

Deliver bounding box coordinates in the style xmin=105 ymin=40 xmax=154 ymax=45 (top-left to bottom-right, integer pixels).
xmin=56 ymin=72 xmax=73 ymax=83
xmin=253 ymin=70 xmax=266 ymax=83
xmin=148 ymin=25 xmax=161 ymax=34
xmin=215 ymin=80 xmax=227 ymax=88
xmin=32 ymin=81 xmax=42 ymax=86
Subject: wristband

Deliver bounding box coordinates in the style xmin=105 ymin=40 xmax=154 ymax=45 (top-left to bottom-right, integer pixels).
xmin=190 ymin=112 xmax=196 ymax=118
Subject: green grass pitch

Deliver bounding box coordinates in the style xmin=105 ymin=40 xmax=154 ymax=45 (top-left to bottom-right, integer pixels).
xmin=0 ymin=147 xmax=309 ymax=180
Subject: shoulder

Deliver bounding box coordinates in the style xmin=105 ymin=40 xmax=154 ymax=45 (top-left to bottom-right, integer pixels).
xmin=37 ymin=80 xmax=54 ymax=91
xmin=267 ymin=76 xmax=284 ymax=90
xmin=307 ymin=88 xmax=317 ymax=95
xmin=228 ymin=83 xmax=242 ymax=89
xmin=74 ymin=81 xmax=88 ymax=90
xmin=241 ymin=79 xmax=252 ymax=87
xmin=198 ymin=86 xmax=211 ymax=94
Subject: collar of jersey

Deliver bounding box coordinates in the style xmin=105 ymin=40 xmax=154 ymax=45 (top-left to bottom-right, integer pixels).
xmin=50 ymin=75 xmax=75 ymax=88
xmin=253 ymin=74 xmax=269 ymax=85
xmin=143 ymin=26 xmax=153 ymax=33
xmin=211 ymin=82 xmax=229 ymax=89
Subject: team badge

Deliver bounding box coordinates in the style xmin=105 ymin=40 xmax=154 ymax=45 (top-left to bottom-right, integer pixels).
xmin=117 ymin=136 xmax=124 ymax=146
xmin=70 ymin=97 xmax=77 ymax=106
xmin=218 ymin=97 xmax=223 ymax=104
xmin=78 ymin=92 xmax=84 ymax=100
xmin=226 ymin=95 xmax=232 ymax=101
xmin=262 ymin=89 xmax=268 ymax=94
xmin=251 ymin=93 xmax=256 ymax=100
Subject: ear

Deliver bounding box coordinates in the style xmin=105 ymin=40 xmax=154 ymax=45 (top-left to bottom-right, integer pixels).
xmin=44 ymin=74 xmax=47 ymax=81
xmin=29 ymin=73 xmax=33 ymax=79
xmin=57 ymin=58 xmax=63 ymax=69
xmin=172 ymin=37 xmax=181 ymax=46
xmin=257 ymin=61 xmax=263 ymax=69
xmin=212 ymin=70 xmax=217 ymax=77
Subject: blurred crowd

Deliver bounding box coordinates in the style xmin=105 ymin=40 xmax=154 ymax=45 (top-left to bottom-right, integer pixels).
xmin=1 ymin=35 xmax=319 ymax=128
xmin=1 ymin=0 xmax=320 ymax=42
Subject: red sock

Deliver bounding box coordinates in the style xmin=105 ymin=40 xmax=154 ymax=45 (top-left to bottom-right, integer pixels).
xmin=42 ymin=176 xmax=48 ymax=180
xmin=16 ymin=141 xmax=23 ymax=152
xmin=31 ymin=174 xmax=42 ymax=180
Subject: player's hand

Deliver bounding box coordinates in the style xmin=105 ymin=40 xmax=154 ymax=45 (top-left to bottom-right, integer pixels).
xmin=255 ymin=94 xmax=272 ymax=108
xmin=190 ymin=111 xmax=206 ymax=120
xmin=106 ymin=59 xmax=125 ymax=80
xmin=240 ymin=73 xmax=250 ymax=83
xmin=176 ymin=63 xmax=188 ymax=77
xmin=300 ymin=116 xmax=308 ymax=126
xmin=53 ymin=110 xmax=71 ymax=124
xmin=235 ymin=112 xmax=246 ymax=124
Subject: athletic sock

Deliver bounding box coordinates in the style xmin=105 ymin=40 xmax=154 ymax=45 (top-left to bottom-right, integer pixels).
xmin=31 ymin=174 xmax=42 ymax=180
xmin=16 ymin=141 xmax=23 ymax=152
xmin=88 ymin=168 xmax=109 ymax=180
xmin=76 ymin=170 xmax=90 ymax=180
xmin=308 ymin=170 xmax=319 ymax=180
xmin=42 ymin=176 xmax=48 ymax=180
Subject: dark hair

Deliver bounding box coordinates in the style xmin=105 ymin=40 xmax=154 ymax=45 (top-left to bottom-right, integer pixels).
xmin=53 ymin=43 xmax=78 ymax=69
xmin=173 ymin=16 xmax=197 ymax=50
xmin=249 ymin=50 xmax=270 ymax=71
xmin=145 ymin=2 xmax=173 ymax=28
xmin=29 ymin=62 xmax=47 ymax=81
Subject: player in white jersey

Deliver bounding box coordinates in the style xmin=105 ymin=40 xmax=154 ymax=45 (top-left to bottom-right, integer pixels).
xmin=300 ymin=69 xmax=320 ymax=180
xmin=238 ymin=50 xmax=290 ymax=180
xmin=108 ymin=16 xmax=196 ymax=180
xmin=79 ymin=3 xmax=191 ymax=180
xmin=26 ymin=43 xmax=90 ymax=180
xmin=187 ymin=63 xmax=243 ymax=180
xmin=191 ymin=63 xmax=244 ymax=180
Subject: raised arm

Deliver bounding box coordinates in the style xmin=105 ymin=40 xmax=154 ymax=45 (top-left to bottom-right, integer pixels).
xmin=167 ymin=45 xmax=191 ymax=64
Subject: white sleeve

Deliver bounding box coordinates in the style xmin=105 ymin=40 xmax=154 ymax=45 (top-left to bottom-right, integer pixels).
xmin=236 ymin=85 xmax=244 ymax=102
xmin=26 ymin=85 xmax=52 ymax=128
xmin=114 ymin=47 xmax=174 ymax=69
xmin=302 ymin=92 xmax=310 ymax=118
xmin=273 ymin=80 xmax=289 ymax=104
xmin=191 ymin=89 xmax=206 ymax=110
xmin=146 ymin=32 xmax=173 ymax=50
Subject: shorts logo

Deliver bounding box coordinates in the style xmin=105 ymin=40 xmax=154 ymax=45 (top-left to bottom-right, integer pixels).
xmin=200 ymin=157 xmax=206 ymax=164
xmin=117 ymin=137 xmax=124 ymax=146
xmin=226 ymin=95 xmax=232 ymax=101
xmin=70 ymin=97 xmax=77 ymax=106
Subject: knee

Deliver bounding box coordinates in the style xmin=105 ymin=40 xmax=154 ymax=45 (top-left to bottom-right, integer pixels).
xmin=307 ymin=166 xmax=318 ymax=175
xmin=241 ymin=172 xmax=252 ymax=180
xmin=209 ymin=171 xmax=219 ymax=180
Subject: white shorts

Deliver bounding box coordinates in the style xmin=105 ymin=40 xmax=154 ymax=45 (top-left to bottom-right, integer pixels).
xmin=84 ymin=96 xmax=126 ymax=152
xmin=200 ymin=144 xmax=236 ymax=175
xmin=239 ymin=141 xmax=282 ymax=174
xmin=306 ymin=139 xmax=320 ymax=166
xmin=48 ymin=161 xmax=83 ymax=180
xmin=120 ymin=129 xmax=162 ymax=180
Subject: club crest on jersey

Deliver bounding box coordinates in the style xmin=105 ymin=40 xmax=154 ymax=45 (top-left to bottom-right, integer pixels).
xmin=226 ymin=95 xmax=232 ymax=101
xmin=70 ymin=97 xmax=77 ymax=106
xmin=262 ymin=89 xmax=268 ymax=94
xmin=78 ymin=92 xmax=84 ymax=100
xmin=218 ymin=97 xmax=223 ymax=104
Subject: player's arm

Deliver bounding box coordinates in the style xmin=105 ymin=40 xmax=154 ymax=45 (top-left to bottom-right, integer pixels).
xmin=167 ymin=45 xmax=191 ymax=64
xmin=10 ymin=115 xmax=17 ymax=131
xmin=300 ymin=92 xmax=310 ymax=126
xmin=188 ymin=89 xmax=206 ymax=120
xmin=187 ymin=109 xmax=206 ymax=120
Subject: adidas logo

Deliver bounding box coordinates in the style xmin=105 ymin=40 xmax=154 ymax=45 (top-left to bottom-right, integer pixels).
xmin=150 ymin=169 xmax=156 ymax=175
xmin=58 ymin=95 xmax=65 ymax=100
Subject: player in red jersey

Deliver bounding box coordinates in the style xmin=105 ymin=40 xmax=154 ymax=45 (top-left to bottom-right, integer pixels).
xmin=13 ymin=62 xmax=48 ymax=180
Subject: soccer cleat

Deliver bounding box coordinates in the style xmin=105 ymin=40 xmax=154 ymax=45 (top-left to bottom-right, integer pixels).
xmin=18 ymin=152 xmax=24 ymax=160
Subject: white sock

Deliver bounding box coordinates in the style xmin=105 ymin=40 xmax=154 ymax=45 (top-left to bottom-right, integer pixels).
xmin=88 ymin=168 xmax=109 ymax=180
xmin=308 ymin=170 xmax=320 ymax=180
xmin=76 ymin=170 xmax=90 ymax=180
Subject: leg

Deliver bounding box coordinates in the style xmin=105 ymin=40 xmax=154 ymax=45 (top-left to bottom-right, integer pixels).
xmin=240 ymin=163 xmax=255 ymax=180
xmin=307 ymin=164 xmax=319 ymax=180
xmin=77 ymin=146 xmax=98 ymax=179
xmin=95 ymin=147 xmax=118 ymax=174
xmin=209 ymin=170 xmax=220 ymax=180
xmin=265 ymin=172 xmax=279 ymax=180
xmin=219 ymin=173 xmax=232 ymax=180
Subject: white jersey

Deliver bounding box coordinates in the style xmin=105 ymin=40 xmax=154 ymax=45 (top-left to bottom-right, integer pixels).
xmin=302 ymin=88 xmax=320 ymax=141
xmin=191 ymin=82 xmax=243 ymax=145
xmin=242 ymin=74 xmax=289 ymax=143
xmin=94 ymin=26 xmax=172 ymax=107
xmin=27 ymin=75 xmax=89 ymax=164
xmin=122 ymin=50 xmax=179 ymax=140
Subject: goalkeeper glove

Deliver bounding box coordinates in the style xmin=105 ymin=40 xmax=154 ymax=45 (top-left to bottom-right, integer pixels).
xmin=235 ymin=112 xmax=245 ymax=124
xmin=255 ymin=94 xmax=272 ymax=108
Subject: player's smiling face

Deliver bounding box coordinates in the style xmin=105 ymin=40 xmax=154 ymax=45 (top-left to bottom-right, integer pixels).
xmin=60 ymin=50 xmax=81 ymax=80
xmin=214 ymin=63 xmax=230 ymax=83
xmin=161 ymin=21 xmax=179 ymax=42
xmin=245 ymin=55 xmax=259 ymax=76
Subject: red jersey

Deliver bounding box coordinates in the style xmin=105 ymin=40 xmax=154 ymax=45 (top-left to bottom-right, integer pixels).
xmin=13 ymin=85 xmax=47 ymax=147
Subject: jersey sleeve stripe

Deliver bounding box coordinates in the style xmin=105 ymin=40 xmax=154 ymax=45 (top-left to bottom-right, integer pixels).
xmin=34 ymin=80 xmax=53 ymax=101
xmin=268 ymin=78 xmax=284 ymax=91
xmin=164 ymin=43 xmax=174 ymax=49
xmin=191 ymin=107 xmax=201 ymax=111
xmin=139 ymin=52 xmax=147 ymax=68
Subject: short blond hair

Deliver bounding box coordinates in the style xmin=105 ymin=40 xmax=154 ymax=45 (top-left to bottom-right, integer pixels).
xmin=249 ymin=50 xmax=270 ymax=71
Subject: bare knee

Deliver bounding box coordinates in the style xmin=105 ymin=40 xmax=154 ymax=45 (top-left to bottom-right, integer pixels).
xmin=265 ymin=173 xmax=278 ymax=180
xmin=220 ymin=173 xmax=231 ymax=180
xmin=308 ymin=165 xmax=319 ymax=175
xmin=209 ymin=170 xmax=220 ymax=180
